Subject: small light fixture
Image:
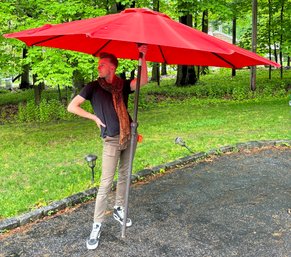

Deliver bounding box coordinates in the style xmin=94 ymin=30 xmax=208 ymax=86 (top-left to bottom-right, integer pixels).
xmin=175 ymin=137 xmax=193 ymax=153
xmin=85 ymin=154 xmax=97 ymax=183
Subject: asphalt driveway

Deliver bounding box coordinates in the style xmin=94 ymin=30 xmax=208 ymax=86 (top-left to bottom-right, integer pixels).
xmin=0 ymin=146 xmax=290 ymax=257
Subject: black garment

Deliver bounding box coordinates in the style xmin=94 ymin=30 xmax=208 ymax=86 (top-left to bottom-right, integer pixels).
xmin=79 ymin=79 xmax=133 ymax=138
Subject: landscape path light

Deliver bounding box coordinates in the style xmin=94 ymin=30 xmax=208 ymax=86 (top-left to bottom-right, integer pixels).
xmin=85 ymin=154 xmax=97 ymax=184
xmin=175 ymin=137 xmax=193 ymax=153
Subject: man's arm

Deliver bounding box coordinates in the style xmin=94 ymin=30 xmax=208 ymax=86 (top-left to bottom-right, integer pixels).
xmin=130 ymin=45 xmax=148 ymax=91
xmin=67 ymin=95 xmax=106 ymax=128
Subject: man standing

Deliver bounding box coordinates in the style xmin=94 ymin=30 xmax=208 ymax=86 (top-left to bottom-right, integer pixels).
xmin=67 ymin=46 xmax=148 ymax=249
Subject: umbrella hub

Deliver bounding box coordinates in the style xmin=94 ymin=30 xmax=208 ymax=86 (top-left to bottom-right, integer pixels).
xmin=122 ymin=8 xmax=170 ymax=19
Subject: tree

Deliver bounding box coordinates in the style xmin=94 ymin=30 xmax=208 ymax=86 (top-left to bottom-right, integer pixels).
xmin=0 ymin=2 xmax=31 ymax=82
xmin=200 ymin=9 xmax=209 ymax=75
xmin=20 ymin=48 xmax=30 ymax=89
xmin=268 ymin=0 xmax=273 ymax=79
xmin=8 ymin=0 xmax=50 ymax=89
xmin=250 ymin=0 xmax=257 ymax=91
xmin=1 ymin=0 xmax=290 ymax=95
xmin=279 ymin=0 xmax=285 ymax=78
xmin=212 ymin=0 xmax=251 ymax=77
xmin=174 ymin=0 xmax=198 ymax=86
xmin=257 ymin=0 xmax=290 ymax=78
xmin=151 ymin=0 xmax=161 ymax=85
xmin=1 ymin=0 xmax=107 ymax=102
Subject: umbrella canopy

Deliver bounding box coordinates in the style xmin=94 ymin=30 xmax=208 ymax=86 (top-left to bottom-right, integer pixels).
xmin=4 ymin=8 xmax=279 ymax=68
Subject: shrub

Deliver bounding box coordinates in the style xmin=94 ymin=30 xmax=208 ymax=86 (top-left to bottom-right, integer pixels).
xmin=22 ymin=100 xmax=39 ymax=122
xmin=16 ymin=98 xmax=94 ymax=123
xmin=17 ymin=99 xmax=70 ymax=122
xmin=39 ymin=99 xmax=62 ymax=122
xmin=3 ymin=68 xmax=290 ymax=123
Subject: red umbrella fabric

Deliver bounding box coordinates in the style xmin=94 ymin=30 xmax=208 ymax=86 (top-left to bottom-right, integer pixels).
xmin=4 ymin=8 xmax=279 ymax=68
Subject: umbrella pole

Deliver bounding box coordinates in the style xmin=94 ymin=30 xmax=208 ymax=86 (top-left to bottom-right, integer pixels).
xmin=122 ymin=51 xmax=144 ymax=238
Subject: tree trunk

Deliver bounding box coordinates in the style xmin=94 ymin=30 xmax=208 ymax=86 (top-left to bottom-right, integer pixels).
xmin=279 ymin=0 xmax=284 ymax=79
xmin=176 ymin=64 xmax=197 ymax=87
xmin=130 ymin=70 xmax=135 ymax=80
xmin=176 ymin=14 xmax=197 ymax=86
xmin=201 ymin=10 xmax=209 ymax=75
xmin=72 ymin=70 xmax=84 ymax=97
xmin=33 ymin=74 xmax=44 ymax=105
xmin=161 ymin=63 xmax=167 ymax=75
xmin=273 ymin=44 xmax=278 ymax=63
xmin=153 ymin=0 xmax=159 ymax=12
xmin=268 ymin=0 xmax=272 ymax=79
xmin=119 ymin=72 xmax=126 ymax=79
xmin=57 ymin=85 xmax=62 ymax=103
xmin=151 ymin=63 xmax=160 ymax=86
xmin=20 ymin=48 xmax=30 ymax=90
xmin=197 ymin=66 xmax=200 ymax=80
xmin=232 ymin=17 xmax=237 ymax=77
xmin=151 ymin=0 xmax=160 ymax=85
xmin=250 ymin=0 xmax=257 ymax=92
xmin=202 ymin=10 xmax=208 ymax=33
xmin=113 ymin=0 xmax=135 ymax=13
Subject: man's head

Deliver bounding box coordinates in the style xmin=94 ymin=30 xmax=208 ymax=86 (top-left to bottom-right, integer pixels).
xmin=99 ymin=52 xmax=118 ymax=68
xmin=98 ymin=53 xmax=118 ymax=81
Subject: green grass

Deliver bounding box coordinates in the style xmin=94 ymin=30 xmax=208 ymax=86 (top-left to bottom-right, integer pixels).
xmin=0 ymin=68 xmax=290 ymax=219
xmin=1 ymin=97 xmax=290 ymax=219
xmin=136 ymin=97 xmax=291 ymax=167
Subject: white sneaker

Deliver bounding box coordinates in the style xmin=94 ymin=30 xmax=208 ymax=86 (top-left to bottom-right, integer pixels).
xmin=86 ymin=223 xmax=101 ymax=250
xmin=113 ymin=206 xmax=132 ymax=227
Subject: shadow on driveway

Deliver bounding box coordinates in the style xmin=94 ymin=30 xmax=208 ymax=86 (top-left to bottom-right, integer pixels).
xmin=0 ymin=147 xmax=290 ymax=257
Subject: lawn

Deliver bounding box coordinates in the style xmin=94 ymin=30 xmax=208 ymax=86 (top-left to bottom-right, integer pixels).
xmin=0 ymin=69 xmax=290 ymax=219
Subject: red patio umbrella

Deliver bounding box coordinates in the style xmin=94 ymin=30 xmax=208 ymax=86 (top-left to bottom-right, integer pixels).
xmin=3 ymin=8 xmax=280 ymax=238
xmin=4 ymin=8 xmax=279 ymax=68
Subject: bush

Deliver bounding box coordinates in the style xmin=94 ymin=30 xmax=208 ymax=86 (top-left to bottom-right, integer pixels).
xmin=17 ymin=99 xmax=75 ymax=123
xmin=16 ymin=97 xmax=94 ymax=123
xmin=2 ymin=68 xmax=290 ymax=123
xmin=232 ymin=86 xmax=248 ymax=100
xmin=18 ymin=100 xmax=39 ymax=122
xmin=39 ymin=99 xmax=62 ymax=122
xmin=0 ymin=89 xmax=9 ymax=94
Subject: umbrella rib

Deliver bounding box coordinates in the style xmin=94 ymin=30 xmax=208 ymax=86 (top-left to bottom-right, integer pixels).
xmin=211 ymin=52 xmax=237 ymax=69
xmin=31 ymin=35 xmax=64 ymax=46
xmin=158 ymin=45 xmax=168 ymax=64
xmin=92 ymin=40 xmax=111 ymax=56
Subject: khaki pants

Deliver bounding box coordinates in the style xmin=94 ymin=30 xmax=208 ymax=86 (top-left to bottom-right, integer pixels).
xmin=93 ymin=135 xmax=136 ymax=223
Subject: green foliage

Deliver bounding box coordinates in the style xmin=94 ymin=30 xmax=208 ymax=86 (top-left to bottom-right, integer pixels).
xmin=18 ymin=99 xmax=68 ymax=122
xmin=16 ymin=97 xmax=93 ymax=123
xmin=0 ymin=0 xmax=107 ymax=87
xmin=1 ymin=0 xmax=290 ymax=93
xmin=1 ymin=68 xmax=290 ymax=124
xmin=117 ymin=59 xmax=137 ymax=76
xmin=18 ymin=100 xmax=38 ymax=122
xmin=39 ymin=99 xmax=63 ymax=122
xmin=133 ymin=69 xmax=290 ymax=109
xmin=22 ymin=48 xmax=98 ymax=88
xmin=0 ymin=89 xmax=9 ymax=94
xmin=23 ymin=48 xmax=73 ymax=87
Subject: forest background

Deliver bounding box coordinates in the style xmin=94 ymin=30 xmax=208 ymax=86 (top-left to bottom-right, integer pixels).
xmin=0 ymin=0 xmax=290 ymax=92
